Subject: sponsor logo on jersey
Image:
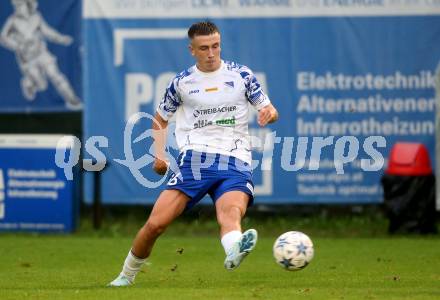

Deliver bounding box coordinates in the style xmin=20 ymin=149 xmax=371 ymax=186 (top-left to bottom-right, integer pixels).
xmin=205 ymin=87 xmax=218 ymax=92
xmin=193 ymin=116 xmax=236 ymax=129
xmin=193 ymin=106 xmax=236 ymax=117
xmin=194 ymin=119 xmax=213 ymax=129
xmin=224 ymin=81 xmax=234 ymax=88
xmin=189 ymin=89 xmax=199 ymax=95
xmin=183 ymin=79 xmax=197 ymax=85
xmin=215 ymin=116 xmax=236 ymax=126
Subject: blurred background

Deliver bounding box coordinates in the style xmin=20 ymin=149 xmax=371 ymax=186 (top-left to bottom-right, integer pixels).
xmin=0 ymin=0 xmax=439 ymax=235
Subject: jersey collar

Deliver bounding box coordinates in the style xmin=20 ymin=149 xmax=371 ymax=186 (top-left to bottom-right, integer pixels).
xmin=194 ymin=60 xmax=224 ymax=77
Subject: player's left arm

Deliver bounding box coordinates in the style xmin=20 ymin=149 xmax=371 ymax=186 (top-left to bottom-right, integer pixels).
xmin=258 ymin=103 xmax=278 ymax=127
xmin=242 ymin=65 xmax=278 ymax=127
xmin=39 ymin=14 xmax=72 ymax=46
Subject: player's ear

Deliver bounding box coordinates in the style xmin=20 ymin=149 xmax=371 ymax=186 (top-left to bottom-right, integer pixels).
xmin=188 ymin=44 xmax=195 ymax=56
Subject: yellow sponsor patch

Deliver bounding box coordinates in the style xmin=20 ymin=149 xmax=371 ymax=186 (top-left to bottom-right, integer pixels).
xmin=205 ymin=87 xmax=218 ymax=92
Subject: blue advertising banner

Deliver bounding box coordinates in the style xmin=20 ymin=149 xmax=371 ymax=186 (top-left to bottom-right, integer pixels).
xmin=82 ymin=0 xmax=440 ymax=204
xmin=0 ymin=0 xmax=82 ymax=112
xmin=0 ymin=135 xmax=77 ymax=232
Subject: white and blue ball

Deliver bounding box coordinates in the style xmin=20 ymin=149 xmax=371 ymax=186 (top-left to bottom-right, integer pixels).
xmin=273 ymin=231 xmax=314 ymax=271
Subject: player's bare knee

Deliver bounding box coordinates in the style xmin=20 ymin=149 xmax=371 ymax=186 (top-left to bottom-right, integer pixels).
xmin=217 ymin=205 xmax=243 ymax=225
xmin=35 ymin=78 xmax=47 ymax=90
xmin=229 ymin=204 xmax=245 ymax=218
xmin=144 ymin=219 xmax=167 ymax=237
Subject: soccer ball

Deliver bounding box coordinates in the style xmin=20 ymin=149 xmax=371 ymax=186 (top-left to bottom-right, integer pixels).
xmin=273 ymin=231 xmax=314 ymax=271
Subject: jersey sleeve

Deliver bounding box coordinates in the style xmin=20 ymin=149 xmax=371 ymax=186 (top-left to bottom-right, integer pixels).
xmin=157 ymin=77 xmax=182 ymax=121
xmin=241 ymin=66 xmax=271 ymax=110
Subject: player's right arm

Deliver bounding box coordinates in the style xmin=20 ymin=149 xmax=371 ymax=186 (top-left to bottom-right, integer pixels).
xmin=0 ymin=18 xmax=20 ymax=51
xmin=153 ymin=75 xmax=183 ymax=175
xmin=152 ymin=112 xmax=169 ymax=175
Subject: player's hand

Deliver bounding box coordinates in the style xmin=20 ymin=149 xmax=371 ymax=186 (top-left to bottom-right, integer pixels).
xmin=153 ymin=158 xmax=169 ymax=175
xmin=258 ymin=104 xmax=278 ymax=127
xmin=59 ymin=35 xmax=73 ymax=46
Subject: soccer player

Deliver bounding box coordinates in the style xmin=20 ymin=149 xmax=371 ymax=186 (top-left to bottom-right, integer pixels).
xmin=108 ymin=21 xmax=278 ymax=286
xmin=0 ymin=0 xmax=81 ymax=109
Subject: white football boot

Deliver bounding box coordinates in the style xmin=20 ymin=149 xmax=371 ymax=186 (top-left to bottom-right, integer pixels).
xmin=224 ymin=229 xmax=258 ymax=270
xmin=107 ymin=273 xmax=133 ymax=287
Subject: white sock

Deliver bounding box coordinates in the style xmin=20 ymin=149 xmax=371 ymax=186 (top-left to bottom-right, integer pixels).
xmin=121 ymin=249 xmax=146 ymax=282
xmin=221 ymin=230 xmax=242 ymax=254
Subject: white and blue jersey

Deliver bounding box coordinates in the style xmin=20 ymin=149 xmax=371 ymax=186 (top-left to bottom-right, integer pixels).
xmin=157 ymin=60 xmax=271 ymax=165
xmin=157 ymin=60 xmax=270 ymax=207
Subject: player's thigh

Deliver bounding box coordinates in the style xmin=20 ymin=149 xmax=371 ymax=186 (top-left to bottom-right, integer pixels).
xmin=26 ymin=66 xmax=42 ymax=82
xmin=148 ymin=189 xmax=190 ymax=226
xmin=44 ymin=61 xmax=62 ymax=79
xmin=215 ymin=191 xmax=250 ymax=220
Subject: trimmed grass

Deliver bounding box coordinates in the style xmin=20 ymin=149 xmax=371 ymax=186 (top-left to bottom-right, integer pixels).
xmin=0 ymin=234 xmax=439 ymax=299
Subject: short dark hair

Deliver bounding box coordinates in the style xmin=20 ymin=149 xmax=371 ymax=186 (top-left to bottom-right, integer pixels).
xmin=188 ymin=21 xmax=219 ymax=39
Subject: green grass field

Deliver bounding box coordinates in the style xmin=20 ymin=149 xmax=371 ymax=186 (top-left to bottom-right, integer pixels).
xmin=1 ymin=231 xmax=439 ymax=300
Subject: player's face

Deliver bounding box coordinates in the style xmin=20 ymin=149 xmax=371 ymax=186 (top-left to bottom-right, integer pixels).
xmin=14 ymin=3 xmax=30 ymax=18
xmin=189 ymin=32 xmax=221 ymax=72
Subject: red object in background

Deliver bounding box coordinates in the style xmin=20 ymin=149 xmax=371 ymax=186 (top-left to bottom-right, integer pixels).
xmin=386 ymin=142 xmax=432 ymax=176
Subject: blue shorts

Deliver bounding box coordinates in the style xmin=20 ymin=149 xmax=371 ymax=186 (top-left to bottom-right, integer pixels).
xmin=165 ymin=150 xmax=254 ymax=210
